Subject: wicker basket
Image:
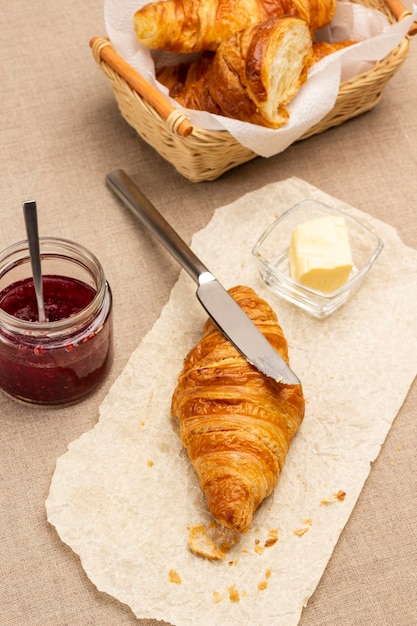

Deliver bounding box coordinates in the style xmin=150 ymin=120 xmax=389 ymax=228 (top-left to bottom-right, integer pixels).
xmin=91 ymin=0 xmax=416 ymax=182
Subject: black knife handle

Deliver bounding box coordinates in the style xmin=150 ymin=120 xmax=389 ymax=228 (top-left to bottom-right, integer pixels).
xmin=106 ymin=169 xmax=209 ymax=284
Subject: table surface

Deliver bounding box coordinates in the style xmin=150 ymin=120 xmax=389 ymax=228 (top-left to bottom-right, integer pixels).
xmin=1 ymin=2 xmax=416 ymax=625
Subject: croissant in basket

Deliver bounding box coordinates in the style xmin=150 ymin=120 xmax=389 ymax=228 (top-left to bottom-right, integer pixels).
xmin=134 ymin=0 xmax=336 ymax=53
xmin=171 ymin=285 xmax=305 ymax=534
xmin=158 ymin=16 xmax=312 ymax=128
xmin=156 ymin=21 xmax=356 ymax=128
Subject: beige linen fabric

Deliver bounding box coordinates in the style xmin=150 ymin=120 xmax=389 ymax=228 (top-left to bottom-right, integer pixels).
xmin=1 ymin=1 xmax=416 ymax=625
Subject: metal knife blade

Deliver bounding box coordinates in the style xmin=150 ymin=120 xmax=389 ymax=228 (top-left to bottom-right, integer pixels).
xmin=106 ymin=169 xmax=300 ymax=385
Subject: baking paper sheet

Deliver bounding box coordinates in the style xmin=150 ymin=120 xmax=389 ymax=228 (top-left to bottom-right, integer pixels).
xmin=46 ymin=178 xmax=417 ymax=626
xmin=104 ymin=0 xmax=417 ymax=156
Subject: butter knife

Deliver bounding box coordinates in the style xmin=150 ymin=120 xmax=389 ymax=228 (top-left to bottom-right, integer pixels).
xmin=106 ymin=169 xmax=300 ymax=385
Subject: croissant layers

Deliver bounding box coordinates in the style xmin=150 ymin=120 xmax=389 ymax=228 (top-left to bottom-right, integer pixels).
xmin=134 ymin=0 xmax=336 ymax=53
xmin=171 ymin=286 xmax=305 ymax=534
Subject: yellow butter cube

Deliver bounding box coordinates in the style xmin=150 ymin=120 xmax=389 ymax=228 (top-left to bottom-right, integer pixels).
xmin=289 ymin=216 xmax=353 ymax=292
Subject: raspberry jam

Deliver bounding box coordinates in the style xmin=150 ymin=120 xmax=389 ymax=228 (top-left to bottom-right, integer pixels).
xmin=1 ymin=276 xmax=95 ymax=322
xmin=0 ymin=238 xmax=113 ymax=405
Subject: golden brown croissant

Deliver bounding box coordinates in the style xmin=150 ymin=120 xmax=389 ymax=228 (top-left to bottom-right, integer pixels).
xmin=134 ymin=0 xmax=336 ymax=53
xmin=171 ymin=285 xmax=305 ymax=534
xmin=309 ymin=39 xmax=356 ymax=64
xmin=156 ymin=52 xmax=215 ymax=97
xmin=156 ymin=39 xmax=356 ymax=96
xmin=173 ymin=16 xmax=313 ymax=128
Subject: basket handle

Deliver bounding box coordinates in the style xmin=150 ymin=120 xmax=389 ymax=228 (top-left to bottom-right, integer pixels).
xmin=384 ymin=0 xmax=417 ymax=35
xmin=90 ymin=37 xmax=194 ymax=137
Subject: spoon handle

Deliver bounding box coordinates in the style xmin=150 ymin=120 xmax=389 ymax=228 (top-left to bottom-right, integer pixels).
xmin=23 ymin=201 xmax=46 ymax=322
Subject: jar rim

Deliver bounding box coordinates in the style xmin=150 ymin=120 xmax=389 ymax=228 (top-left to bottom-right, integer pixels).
xmin=0 ymin=236 xmax=108 ymax=334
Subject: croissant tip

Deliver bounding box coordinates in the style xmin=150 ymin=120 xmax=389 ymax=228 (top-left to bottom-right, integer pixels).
xmin=205 ymin=478 xmax=255 ymax=534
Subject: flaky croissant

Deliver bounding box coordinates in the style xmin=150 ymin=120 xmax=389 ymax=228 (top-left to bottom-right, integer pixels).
xmin=171 ymin=285 xmax=305 ymax=534
xmin=155 ymin=52 xmax=215 ymax=98
xmin=156 ymin=22 xmax=357 ymax=128
xmin=309 ymin=39 xmax=356 ymax=64
xmin=134 ymin=0 xmax=336 ymax=53
xmin=171 ymin=16 xmax=313 ymax=128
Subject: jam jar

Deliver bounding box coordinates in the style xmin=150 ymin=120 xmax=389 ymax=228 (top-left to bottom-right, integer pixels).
xmin=0 ymin=237 xmax=113 ymax=405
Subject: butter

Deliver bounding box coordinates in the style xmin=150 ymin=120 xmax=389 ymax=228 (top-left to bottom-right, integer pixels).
xmin=289 ymin=216 xmax=353 ymax=292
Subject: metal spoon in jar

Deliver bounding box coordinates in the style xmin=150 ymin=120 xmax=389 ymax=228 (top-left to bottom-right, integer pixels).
xmin=22 ymin=200 xmax=46 ymax=322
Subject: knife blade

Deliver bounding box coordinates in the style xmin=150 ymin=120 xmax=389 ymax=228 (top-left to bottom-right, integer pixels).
xmin=106 ymin=169 xmax=300 ymax=385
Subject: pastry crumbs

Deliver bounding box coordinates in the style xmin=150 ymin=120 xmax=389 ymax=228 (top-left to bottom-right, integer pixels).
xmin=168 ymin=569 xmax=182 ymax=584
xmin=188 ymin=525 xmax=226 ymax=561
xmin=321 ymin=490 xmax=346 ymax=505
xmin=294 ymin=527 xmax=309 ymax=537
xmin=228 ymin=585 xmax=240 ymax=602
xmin=264 ymin=536 xmax=278 ymax=548
xmin=258 ymin=580 xmax=268 ymax=591
xmin=213 ymin=591 xmax=223 ymax=604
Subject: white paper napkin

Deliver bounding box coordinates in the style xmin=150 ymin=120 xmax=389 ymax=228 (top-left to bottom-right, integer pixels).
xmin=104 ymin=0 xmax=417 ymax=156
xmin=46 ymin=178 xmax=417 ymax=626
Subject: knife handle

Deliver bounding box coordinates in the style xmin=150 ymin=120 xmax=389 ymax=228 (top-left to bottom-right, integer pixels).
xmin=106 ymin=170 xmax=209 ymax=284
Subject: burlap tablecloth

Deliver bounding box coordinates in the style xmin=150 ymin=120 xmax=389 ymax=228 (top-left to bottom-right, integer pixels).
xmin=1 ymin=2 xmax=416 ymax=625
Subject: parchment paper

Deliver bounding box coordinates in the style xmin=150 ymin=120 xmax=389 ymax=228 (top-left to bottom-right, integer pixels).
xmin=46 ymin=178 xmax=417 ymax=626
xmin=104 ymin=0 xmax=417 ymax=156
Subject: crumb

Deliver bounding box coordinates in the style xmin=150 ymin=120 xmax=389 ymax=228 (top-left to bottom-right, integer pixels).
xmin=255 ymin=544 xmax=264 ymax=555
xmin=389 ymin=460 xmax=397 ymax=466
xmin=264 ymin=537 xmax=278 ymax=548
xmin=294 ymin=527 xmax=309 ymax=537
xmin=265 ymin=569 xmax=272 ymax=578
xmin=147 ymin=460 xmax=154 ymax=467
xmin=213 ymin=591 xmax=223 ymax=604
xmin=188 ymin=523 xmax=238 ymax=561
xmin=168 ymin=569 xmax=182 ymax=584
xmin=303 ymin=518 xmax=313 ymax=525
xmin=321 ymin=490 xmax=346 ymax=506
xmin=188 ymin=525 xmax=226 ymax=560
xmin=228 ymin=585 xmax=240 ymax=602
xmin=258 ymin=581 xmax=268 ymax=591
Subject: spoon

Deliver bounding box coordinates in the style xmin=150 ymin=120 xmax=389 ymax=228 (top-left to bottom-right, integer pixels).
xmin=22 ymin=200 xmax=46 ymax=322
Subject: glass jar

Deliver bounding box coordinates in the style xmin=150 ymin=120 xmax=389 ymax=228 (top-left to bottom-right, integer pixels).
xmin=0 ymin=237 xmax=113 ymax=405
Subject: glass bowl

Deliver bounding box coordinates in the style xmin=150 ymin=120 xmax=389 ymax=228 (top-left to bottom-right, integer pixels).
xmin=252 ymin=199 xmax=384 ymax=318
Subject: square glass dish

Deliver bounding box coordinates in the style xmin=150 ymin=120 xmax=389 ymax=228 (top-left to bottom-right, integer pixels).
xmin=252 ymin=199 xmax=384 ymax=318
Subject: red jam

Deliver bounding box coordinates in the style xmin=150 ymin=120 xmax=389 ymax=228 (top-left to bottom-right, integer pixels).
xmin=0 ymin=274 xmax=112 ymax=405
xmin=0 ymin=275 xmax=95 ymax=322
